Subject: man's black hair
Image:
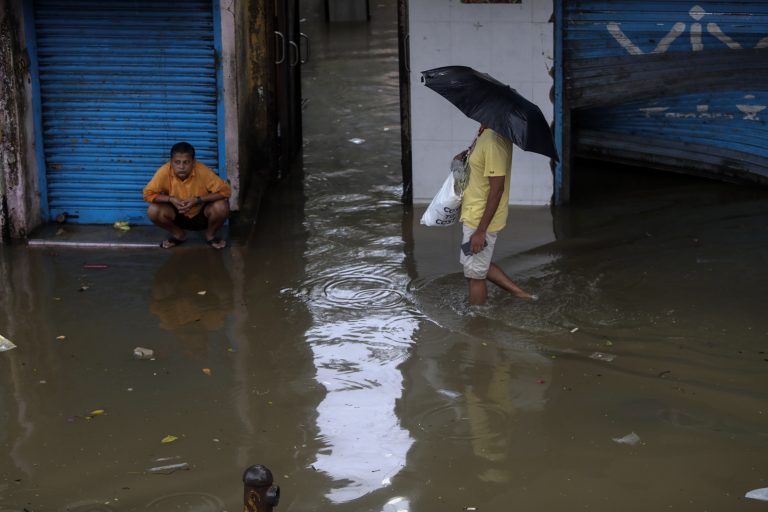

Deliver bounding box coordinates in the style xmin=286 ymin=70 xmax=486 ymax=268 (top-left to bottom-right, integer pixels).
xmin=170 ymin=142 xmax=195 ymax=159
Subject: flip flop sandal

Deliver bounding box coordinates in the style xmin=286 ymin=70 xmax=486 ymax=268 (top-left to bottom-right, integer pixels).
xmin=206 ymin=237 xmax=227 ymax=249
xmin=160 ymin=237 xmax=186 ymax=249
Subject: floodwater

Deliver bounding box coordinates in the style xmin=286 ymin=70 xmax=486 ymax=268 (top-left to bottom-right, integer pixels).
xmin=2 ymin=1 xmax=768 ymax=511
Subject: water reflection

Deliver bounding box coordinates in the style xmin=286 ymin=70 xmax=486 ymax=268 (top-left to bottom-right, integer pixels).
xmin=306 ymin=316 xmax=415 ymax=503
xmin=293 ymin=196 xmax=418 ymax=502
xmin=149 ymin=249 xmax=233 ymax=355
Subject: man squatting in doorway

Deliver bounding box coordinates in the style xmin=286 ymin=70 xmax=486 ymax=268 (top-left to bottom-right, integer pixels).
xmin=459 ymin=125 xmax=535 ymax=305
xmin=143 ymin=142 xmax=231 ymax=249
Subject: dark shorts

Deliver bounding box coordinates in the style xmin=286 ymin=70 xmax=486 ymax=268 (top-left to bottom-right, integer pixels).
xmin=172 ymin=206 xmax=208 ymax=231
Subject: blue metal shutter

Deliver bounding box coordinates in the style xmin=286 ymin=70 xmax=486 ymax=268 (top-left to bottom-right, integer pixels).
xmin=564 ymin=1 xmax=768 ymax=183
xmin=33 ymin=0 xmax=221 ymax=224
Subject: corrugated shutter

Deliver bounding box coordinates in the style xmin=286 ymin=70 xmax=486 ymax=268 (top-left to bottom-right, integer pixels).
xmin=33 ymin=0 xmax=221 ymax=224
xmin=564 ymin=1 xmax=768 ymax=183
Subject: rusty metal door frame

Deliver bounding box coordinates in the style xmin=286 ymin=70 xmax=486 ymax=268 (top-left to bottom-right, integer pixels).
xmin=274 ymin=0 xmax=303 ymax=179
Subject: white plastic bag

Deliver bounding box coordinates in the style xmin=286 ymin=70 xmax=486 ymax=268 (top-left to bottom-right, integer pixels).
xmin=420 ymin=173 xmax=462 ymax=227
xmin=746 ymin=488 xmax=768 ymax=501
xmin=0 ymin=334 xmax=17 ymax=352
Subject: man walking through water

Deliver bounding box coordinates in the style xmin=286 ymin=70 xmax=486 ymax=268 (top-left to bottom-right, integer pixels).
xmin=143 ymin=142 xmax=231 ymax=249
xmin=459 ymin=125 xmax=534 ymax=305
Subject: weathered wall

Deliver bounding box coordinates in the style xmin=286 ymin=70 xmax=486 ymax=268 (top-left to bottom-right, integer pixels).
xmin=0 ymin=0 xmax=38 ymax=240
xmin=409 ymin=0 xmax=555 ymax=206
xmin=235 ymin=0 xmax=277 ymax=215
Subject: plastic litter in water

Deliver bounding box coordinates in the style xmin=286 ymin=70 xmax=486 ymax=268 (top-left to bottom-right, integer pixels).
xmin=147 ymin=462 xmax=190 ymax=475
xmin=133 ymin=347 xmax=154 ymax=360
xmin=746 ymin=488 xmax=768 ymax=501
xmin=0 ymin=334 xmax=17 ymax=352
xmin=348 ymin=138 xmax=366 ymax=144
xmin=612 ymin=432 xmax=641 ymax=445
xmin=589 ymin=352 xmax=616 ymax=362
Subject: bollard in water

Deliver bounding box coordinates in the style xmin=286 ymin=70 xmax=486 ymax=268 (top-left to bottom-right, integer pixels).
xmin=243 ymin=464 xmax=280 ymax=512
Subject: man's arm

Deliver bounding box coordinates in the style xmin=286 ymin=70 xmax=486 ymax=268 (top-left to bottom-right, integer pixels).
xmin=194 ymin=193 xmax=228 ymax=205
xmin=143 ymin=165 xmax=174 ymax=205
xmin=469 ymin=175 xmax=505 ymax=254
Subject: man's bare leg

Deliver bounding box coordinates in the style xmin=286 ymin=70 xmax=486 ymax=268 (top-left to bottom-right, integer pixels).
xmin=204 ymin=199 xmax=230 ymax=249
xmin=468 ymin=278 xmax=488 ymax=305
xmin=486 ymin=262 xmax=533 ymax=299
xmin=147 ymin=203 xmax=186 ymax=248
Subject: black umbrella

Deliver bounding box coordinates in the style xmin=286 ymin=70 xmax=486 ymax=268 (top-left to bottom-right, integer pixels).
xmin=421 ymin=65 xmax=559 ymax=161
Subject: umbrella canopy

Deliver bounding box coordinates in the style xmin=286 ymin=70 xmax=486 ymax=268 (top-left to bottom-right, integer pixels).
xmin=421 ymin=65 xmax=559 ymax=161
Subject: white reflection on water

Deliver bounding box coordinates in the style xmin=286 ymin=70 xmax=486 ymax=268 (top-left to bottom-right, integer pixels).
xmin=306 ymin=315 xmax=415 ymax=503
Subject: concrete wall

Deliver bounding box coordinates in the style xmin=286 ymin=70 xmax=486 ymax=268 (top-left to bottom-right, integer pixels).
xmin=408 ymin=0 xmax=555 ymax=205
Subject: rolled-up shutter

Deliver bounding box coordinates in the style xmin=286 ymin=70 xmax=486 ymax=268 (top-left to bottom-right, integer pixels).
xmin=33 ymin=0 xmax=222 ymax=224
xmin=564 ymin=1 xmax=768 ymax=183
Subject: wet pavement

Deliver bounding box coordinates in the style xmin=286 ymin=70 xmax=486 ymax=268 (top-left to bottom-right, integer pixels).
xmin=2 ymin=1 xmax=768 ymax=511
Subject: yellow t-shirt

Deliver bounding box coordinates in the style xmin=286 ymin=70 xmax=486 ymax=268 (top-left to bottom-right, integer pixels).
xmin=459 ymin=129 xmax=513 ymax=232
xmin=143 ymin=161 xmax=231 ymax=218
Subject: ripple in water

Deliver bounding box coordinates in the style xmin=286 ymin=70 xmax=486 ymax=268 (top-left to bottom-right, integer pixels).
xmin=144 ymin=492 xmax=225 ymax=511
xmin=416 ymin=401 xmax=511 ymax=442
xmin=56 ymin=502 xmax=115 ymax=512
xmin=295 ymin=265 xmax=407 ymax=311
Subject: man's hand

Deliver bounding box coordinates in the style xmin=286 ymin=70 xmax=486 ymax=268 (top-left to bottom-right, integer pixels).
xmin=170 ymin=196 xmax=194 ymax=214
xmin=470 ymin=229 xmax=487 ymax=255
xmin=453 ymin=149 xmax=468 ymax=162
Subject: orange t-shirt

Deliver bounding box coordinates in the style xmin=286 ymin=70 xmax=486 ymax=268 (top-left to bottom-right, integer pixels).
xmin=143 ymin=161 xmax=231 ymax=218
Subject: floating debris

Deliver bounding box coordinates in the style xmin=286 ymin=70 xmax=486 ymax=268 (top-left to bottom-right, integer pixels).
xmin=0 ymin=334 xmax=16 ymax=352
xmin=746 ymin=488 xmax=768 ymax=501
xmin=202 ymin=368 xmax=212 ymax=376
xmin=133 ymin=347 xmax=154 ymax=360
xmin=348 ymin=137 xmax=366 ymax=144
xmin=161 ymin=435 xmax=179 ymax=444
xmin=85 ymin=409 xmax=106 ymax=420
xmin=612 ymin=432 xmax=641 ymax=446
xmin=147 ymin=462 xmax=190 ymax=475
xmin=589 ymin=352 xmax=615 ymax=362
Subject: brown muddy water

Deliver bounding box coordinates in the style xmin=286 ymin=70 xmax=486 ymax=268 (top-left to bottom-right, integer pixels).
xmin=2 ymin=1 xmax=768 ymax=511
